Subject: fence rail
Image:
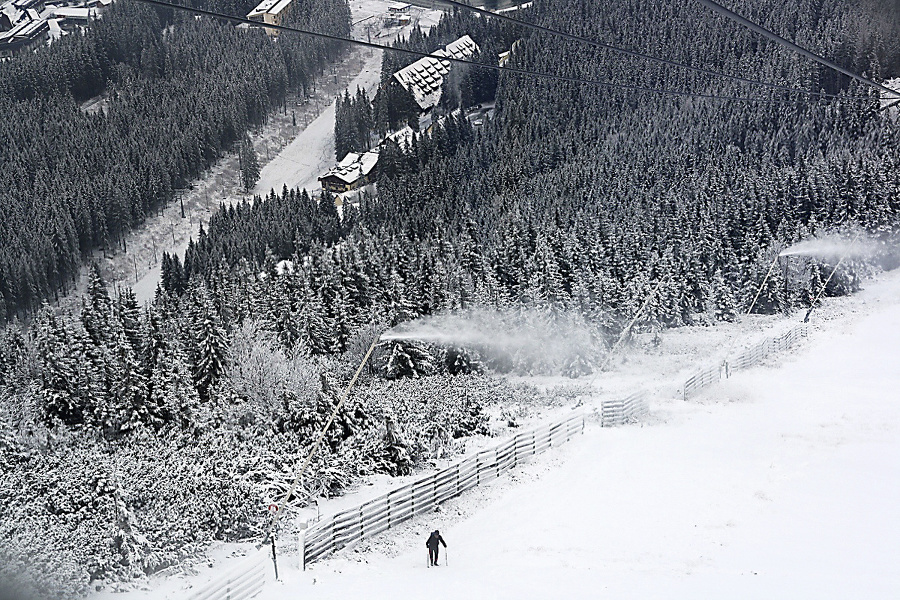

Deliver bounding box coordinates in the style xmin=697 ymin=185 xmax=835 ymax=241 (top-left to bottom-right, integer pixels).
xmin=303 ymin=412 xmax=585 ymax=565
xmin=184 ymin=549 xmax=268 ymax=600
xmin=600 ymin=391 xmax=649 ymax=427
xmin=682 ymin=323 xmax=808 ymax=399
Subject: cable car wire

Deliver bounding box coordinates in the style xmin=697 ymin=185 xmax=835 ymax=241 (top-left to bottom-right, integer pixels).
xmin=693 ymin=0 xmax=900 ymax=99
xmin=134 ymin=0 xmax=874 ymax=105
xmin=433 ymin=0 xmax=873 ymax=101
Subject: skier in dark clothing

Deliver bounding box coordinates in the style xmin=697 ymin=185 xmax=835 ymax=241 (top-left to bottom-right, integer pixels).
xmin=426 ymin=530 xmax=447 ymax=566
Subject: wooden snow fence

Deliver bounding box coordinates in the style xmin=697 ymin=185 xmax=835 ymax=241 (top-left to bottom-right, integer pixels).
xmin=682 ymin=323 xmax=809 ymax=399
xmin=600 ymin=391 xmax=649 ymax=427
xmin=183 ymin=549 xmax=268 ymax=600
xmin=303 ymin=412 xmax=585 ymax=565
xmin=728 ymin=323 xmax=808 ymax=373
xmin=682 ymin=363 xmax=722 ymax=400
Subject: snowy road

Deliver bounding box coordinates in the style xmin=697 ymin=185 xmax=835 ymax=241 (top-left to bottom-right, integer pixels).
xmin=255 ymin=270 xmax=900 ymax=600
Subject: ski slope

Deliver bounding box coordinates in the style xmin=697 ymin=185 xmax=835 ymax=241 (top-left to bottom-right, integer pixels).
xmin=251 ymin=51 xmax=382 ymax=197
xmin=255 ymin=270 xmax=900 ymax=600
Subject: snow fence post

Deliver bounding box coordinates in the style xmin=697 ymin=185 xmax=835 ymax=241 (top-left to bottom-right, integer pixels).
xmin=297 ymin=518 xmax=308 ymax=571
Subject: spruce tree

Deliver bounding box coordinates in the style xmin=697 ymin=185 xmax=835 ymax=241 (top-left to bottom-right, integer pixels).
xmin=34 ymin=306 xmax=82 ymax=425
xmin=82 ymin=264 xmax=113 ymax=346
xmin=239 ymin=135 xmax=261 ymax=192
xmin=384 ymin=340 xmax=436 ymax=379
xmin=710 ymin=269 xmax=738 ymax=322
xmin=190 ymin=286 xmax=228 ymax=401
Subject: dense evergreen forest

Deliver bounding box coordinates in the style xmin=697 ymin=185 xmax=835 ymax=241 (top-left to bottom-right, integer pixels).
xmin=205 ymin=0 xmax=900 ymax=346
xmin=0 ymin=0 xmax=350 ymax=320
xmin=2 ymin=0 xmax=900 ymax=596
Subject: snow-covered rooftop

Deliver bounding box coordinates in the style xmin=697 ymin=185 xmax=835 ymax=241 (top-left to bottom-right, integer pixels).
xmin=319 ymin=150 xmax=380 ymax=185
xmin=392 ymin=35 xmax=478 ymax=111
xmin=51 ymin=6 xmax=92 ymax=20
xmin=248 ymin=0 xmax=292 ymax=18
xmin=2 ymin=13 xmax=45 ymax=38
xmin=384 ymin=125 xmax=415 ymax=147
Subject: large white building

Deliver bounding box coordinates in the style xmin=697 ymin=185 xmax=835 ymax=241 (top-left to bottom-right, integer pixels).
xmin=247 ymin=0 xmax=293 ymax=31
xmin=392 ymin=35 xmax=479 ymax=111
xmin=386 ymin=2 xmax=411 ymax=13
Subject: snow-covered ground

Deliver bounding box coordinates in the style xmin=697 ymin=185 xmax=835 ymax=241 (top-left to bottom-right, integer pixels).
xmin=118 ymin=2 xmax=446 ymax=304
xmin=253 ymin=1 xmax=445 ymax=197
xmin=252 ymin=50 xmax=382 ymax=197
xmin=250 ymin=269 xmax=900 ymax=600
xmin=109 ymin=268 xmax=900 ymax=600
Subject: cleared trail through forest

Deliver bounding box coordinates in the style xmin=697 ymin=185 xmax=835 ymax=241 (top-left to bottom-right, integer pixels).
xmin=251 ymin=0 xmax=448 ymax=196
xmin=58 ymin=43 xmax=378 ymax=307
xmin=121 ymin=0 xmax=441 ymax=303
xmin=100 ymin=3 xmax=442 ymax=305
xmin=252 ymin=48 xmax=383 ymax=198
xmin=127 ymin=43 xmax=382 ymax=304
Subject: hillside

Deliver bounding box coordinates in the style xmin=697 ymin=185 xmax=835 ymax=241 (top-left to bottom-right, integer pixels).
xmin=2 ymin=0 xmax=900 ymax=597
xmin=259 ymin=268 xmax=900 ymax=599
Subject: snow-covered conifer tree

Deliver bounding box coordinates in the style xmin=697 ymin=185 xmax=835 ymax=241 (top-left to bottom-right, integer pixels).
xmin=710 ymin=269 xmax=739 ymax=322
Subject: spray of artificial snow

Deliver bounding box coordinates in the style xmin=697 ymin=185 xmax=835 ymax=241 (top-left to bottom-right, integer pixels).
xmin=380 ymin=308 xmax=605 ymax=375
xmin=779 ymin=233 xmax=879 ymax=259
xmin=381 ymin=314 xmax=523 ymax=347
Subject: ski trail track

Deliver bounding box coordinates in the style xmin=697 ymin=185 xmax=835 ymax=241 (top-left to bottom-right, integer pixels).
xmin=253 ymin=49 xmax=382 ymax=197
xmin=256 ymin=270 xmax=900 ymax=600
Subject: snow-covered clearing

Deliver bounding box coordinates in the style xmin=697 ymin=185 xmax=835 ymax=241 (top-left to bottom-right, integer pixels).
xmin=121 ymin=2 xmax=445 ymax=304
xmin=250 ymin=269 xmax=900 ymax=599
xmin=57 ymin=1 xmax=447 ymax=307
xmin=253 ymin=1 xmax=445 ymax=197
xmin=252 ymin=49 xmax=382 ymax=197
xmin=106 ymin=268 xmax=900 ymax=600
xmin=123 ymin=43 xmax=379 ymax=304
xmin=67 ymin=42 xmax=373 ymax=307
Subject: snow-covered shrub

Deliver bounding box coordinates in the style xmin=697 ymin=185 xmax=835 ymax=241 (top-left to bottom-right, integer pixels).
xmin=0 ymin=424 xmax=264 ymax=598
xmin=358 ymin=374 xmax=543 ymax=457
xmin=335 ymin=415 xmax=414 ymax=476
xmin=0 ymin=325 xmax=547 ymax=597
xmin=220 ymin=320 xmax=320 ymax=424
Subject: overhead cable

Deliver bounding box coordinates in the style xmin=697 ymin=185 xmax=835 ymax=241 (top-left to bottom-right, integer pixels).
xmin=693 ymin=0 xmax=900 ymax=99
xmin=134 ymin=0 xmax=869 ymax=105
xmin=435 ymin=0 xmax=871 ymax=101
